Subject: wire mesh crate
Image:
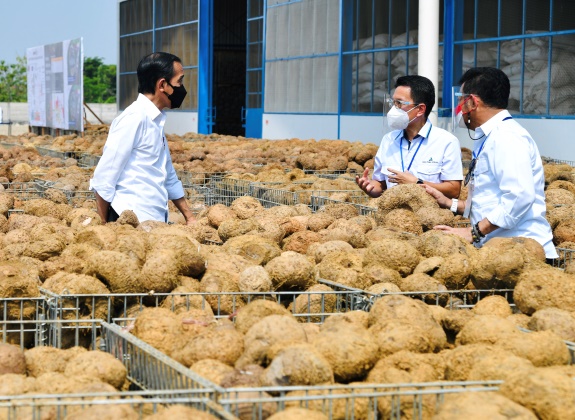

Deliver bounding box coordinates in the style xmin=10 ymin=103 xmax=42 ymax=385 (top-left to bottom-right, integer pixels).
xmin=554 ymin=247 xmax=575 ymax=270
xmin=4 ymin=182 xmax=44 ymax=200
xmin=35 ymin=146 xmax=79 ymax=160
xmin=541 ymin=156 xmax=575 ymax=167
xmin=303 ymin=169 xmax=362 ymax=180
xmin=177 ymin=171 xmax=230 ymax=188
xmin=41 ymin=288 xmax=366 ymax=325
xmin=454 ymin=220 xmax=472 ymax=228
xmin=217 ymin=381 xmax=502 ymax=420
xmin=309 ymin=193 xmax=373 ymax=212
xmin=0 ymin=392 xmax=236 ymax=420
xmin=77 ymin=153 xmax=101 ymax=168
xmin=318 ymin=279 xmax=515 ymax=312
xmin=1 ymin=318 xmax=217 ymax=393
xmin=207 ymin=176 xmax=254 ymax=206
xmin=0 ymin=296 xmax=51 ymax=347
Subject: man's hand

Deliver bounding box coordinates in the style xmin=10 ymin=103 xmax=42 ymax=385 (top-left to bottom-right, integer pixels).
xmin=422 ymin=184 xmax=452 ymax=209
xmin=355 ymin=168 xmax=383 ymax=198
xmin=433 ymin=225 xmax=473 ymax=243
xmin=172 ymin=196 xmax=196 ymax=225
xmin=387 ymin=168 xmax=418 ymax=184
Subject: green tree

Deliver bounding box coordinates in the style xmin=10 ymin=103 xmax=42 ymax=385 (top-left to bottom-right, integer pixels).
xmin=84 ymin=57 xmax=116 ymax=103
xmin=0 ymin=56 xmax=27 ymax=102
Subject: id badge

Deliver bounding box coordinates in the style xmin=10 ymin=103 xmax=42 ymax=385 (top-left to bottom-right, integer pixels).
xmin=463 ymin=181 xmax=474 ymax=219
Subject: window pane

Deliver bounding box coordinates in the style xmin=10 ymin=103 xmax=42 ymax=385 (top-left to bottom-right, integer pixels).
xmin=120 ymin=32 xmax=153 ymax=73
xmin=248 ymin=43 xmax=262 ymax=69
xmin=548 ymin=34 xmax=575 ymax=115
xmin=119 ymin=74 xmax=138 ymax=110
xmin=182 ymin=68 xmax=197 ymax=110
xmin=500 ymin=0 xmax=524 ymax=37
xmin=248 ymin=19 xmax=262 ymax=43
xmin=120 ymin=0 xmax=153 ymax=35
xmin=525 ymin=0 xmax=549 ymax=34
xmin=248 ymin=0 xmax=263 ymax=18
xmin=155 ymin=23 xmax=198 ymax=67
xmin=248 ymin=70 xmax=262 ymax=93
xmin=552 ymin=0 xmax=575 ymax=31
xmin=155 ymin=0 xmax=198 ymax=27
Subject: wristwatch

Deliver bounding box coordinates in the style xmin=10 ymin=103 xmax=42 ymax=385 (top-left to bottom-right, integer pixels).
xmin=416 ymin=178 xmax=424 ymax=184
xmin=450 ymin=198 xmax=459 ymax=214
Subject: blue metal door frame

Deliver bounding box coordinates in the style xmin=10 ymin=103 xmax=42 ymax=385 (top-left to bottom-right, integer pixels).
xmin=198 ymin=0 xmax=214 ymax=134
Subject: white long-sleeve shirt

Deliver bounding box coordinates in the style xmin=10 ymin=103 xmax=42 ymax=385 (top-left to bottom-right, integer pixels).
xmin=469 ymin=110 xmax=557 ymax=258
xmin=89 ymin=94 xmax=184 ymax=222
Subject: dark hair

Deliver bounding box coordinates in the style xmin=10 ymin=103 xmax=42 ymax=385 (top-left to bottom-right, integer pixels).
xmin=458 ymin=67 xmax=509 ymax=109
xmin=394 ymin=75 xmax=435 ymax=119
xmin=137 ymin=52 xmax=182 ymax=94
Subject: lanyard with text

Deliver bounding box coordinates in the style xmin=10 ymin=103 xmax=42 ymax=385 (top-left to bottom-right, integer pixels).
xmin=399 ymin=123 xmax=433 ymax=172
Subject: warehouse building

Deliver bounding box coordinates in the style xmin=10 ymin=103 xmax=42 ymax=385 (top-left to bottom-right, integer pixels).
xmin=118 ymin=0 xmax=575 ymax=159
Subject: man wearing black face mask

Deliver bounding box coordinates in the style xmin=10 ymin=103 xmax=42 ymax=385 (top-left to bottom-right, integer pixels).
xmin=90 ymin=52 xmax=195 ymax=224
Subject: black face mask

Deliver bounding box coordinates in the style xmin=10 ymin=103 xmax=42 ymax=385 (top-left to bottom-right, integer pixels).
xmin=165 ymin=81 xmax=187 ymax=109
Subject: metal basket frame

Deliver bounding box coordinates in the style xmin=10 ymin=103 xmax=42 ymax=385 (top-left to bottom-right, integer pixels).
xmin=319 ymin=279 xmax=515 ymax=311
xmin=40 ymin=287 xmax=365 ymax=325
xmin=554 ymin=247 xmax=575 ymax=270
xmin=0 ymin=392 xmax=235 ymax=420
xmin=217 ymin=381 xmax=502 ymax=420
xmin=1 ymin=317 xmax=217 ymax=394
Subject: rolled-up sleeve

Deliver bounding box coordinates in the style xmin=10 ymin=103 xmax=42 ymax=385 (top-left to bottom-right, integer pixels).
xmin=164 ymin=149 xmax=185 ymax=200
xmin=89 ymin=113 xmax=142 ymax=202
xmin=485 ymin=132 xmax=535 ymax=229
xmin=440 ymin=137 xmax=464 ymax=181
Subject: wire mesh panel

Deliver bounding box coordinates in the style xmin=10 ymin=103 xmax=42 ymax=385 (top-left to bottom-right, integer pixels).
xmin=101 ymin=322 xmax=218 ymax=393
xmin=0 ymin=318 xmax=217 ymax=395
xmin=77 ymin=153 xmax=102 ymax=168
xmin=35 ymin=146 xmax=79 ymax=160
xmin=554 ymin=247 xmax=575 ymax=270
xmin=318 ymin=280 xmax=515 ymax=312
xmin=218 ymin=381 xmax=502 ymax=420
xmin=42 ymin=289 xmax=365 ymax=325
xmin=0 ymin=297 xmax=50 ymax=347
xmin=541 ymin=156 xmax=575 ymax=167
xmin=4 ymin=182 xmax=44 ymax=200
xmin=310 ymin=193 xmax=373 ymax=212
xmin=0 ymin=393 xmax=235 ymax=420
xmin=208 ymin=176 xmax=254 ymax=206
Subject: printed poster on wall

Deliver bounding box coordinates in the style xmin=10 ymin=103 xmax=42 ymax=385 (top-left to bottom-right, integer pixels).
xmin=26 ymin=38 xmax=83 ymax=131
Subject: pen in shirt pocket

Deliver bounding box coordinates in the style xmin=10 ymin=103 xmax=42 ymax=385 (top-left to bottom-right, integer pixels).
xmin=163 ymin=136 xmax=166 ymax=149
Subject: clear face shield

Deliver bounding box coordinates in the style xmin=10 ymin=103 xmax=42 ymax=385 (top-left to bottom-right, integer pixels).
xmin=452 ymin=86 xmax=462 ymax=131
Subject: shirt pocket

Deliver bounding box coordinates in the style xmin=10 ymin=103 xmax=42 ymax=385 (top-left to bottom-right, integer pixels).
xmin=417 ymin=163 xmax=442 ymax=182
xmin=473 ymin=157 xmax=489 ymax=175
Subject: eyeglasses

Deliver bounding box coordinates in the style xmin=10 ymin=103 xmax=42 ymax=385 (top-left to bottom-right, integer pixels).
xmin=385 ymin=98 xmax=418 ymax=109
xmin=454 ymin=92 xmax=472 ymax=103
xmin=464 ymin=158 xmax=477 ymax=186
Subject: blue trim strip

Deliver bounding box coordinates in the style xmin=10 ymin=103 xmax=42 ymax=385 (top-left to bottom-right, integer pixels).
xmin=443 ymin=0 xmax=454 ymax=109
xmin=198 ymin=0 xmax=212 ymax=134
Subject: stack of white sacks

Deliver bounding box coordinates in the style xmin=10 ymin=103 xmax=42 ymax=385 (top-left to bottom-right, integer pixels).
xmin=351 ymin=30 xmax=575 ymax=115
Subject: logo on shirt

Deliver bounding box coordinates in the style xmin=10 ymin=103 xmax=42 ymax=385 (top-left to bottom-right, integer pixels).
xmin=424 ymin=157 xmax=440 ymax=164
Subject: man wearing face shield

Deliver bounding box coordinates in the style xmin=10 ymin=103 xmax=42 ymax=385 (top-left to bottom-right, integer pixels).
xmin=423 ymin=67 xmax=557 ymax=260
xmin=90 ymin=52 xmax=195 ymax=225
xmin=356 ymin=75 xmax=463 ymax=200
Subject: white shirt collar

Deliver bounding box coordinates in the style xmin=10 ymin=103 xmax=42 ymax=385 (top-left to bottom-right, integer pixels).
xmin=136 ymin=93 xmax=166 ymax=126
xmin=475 ymin=110 xmax=511 ymax=139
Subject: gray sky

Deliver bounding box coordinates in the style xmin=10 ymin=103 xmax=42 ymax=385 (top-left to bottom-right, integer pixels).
xmin=0 ymin=0 xmax=118 ymax=64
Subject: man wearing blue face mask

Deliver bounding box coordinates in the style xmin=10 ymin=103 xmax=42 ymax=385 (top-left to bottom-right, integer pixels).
xmin=356 ymin=75 xmax=463 ymax=200
xmin=90 ymin=52 xmax=195 ymax=224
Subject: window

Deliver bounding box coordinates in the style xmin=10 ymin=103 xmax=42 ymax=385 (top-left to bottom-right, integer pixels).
xmin=264 ymin=0 xmax=340 ymax=113
xmin=454 ymin=0 xmax=575 ymax=116
xmin=342 ymin=0 xmax=429 ymax=113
